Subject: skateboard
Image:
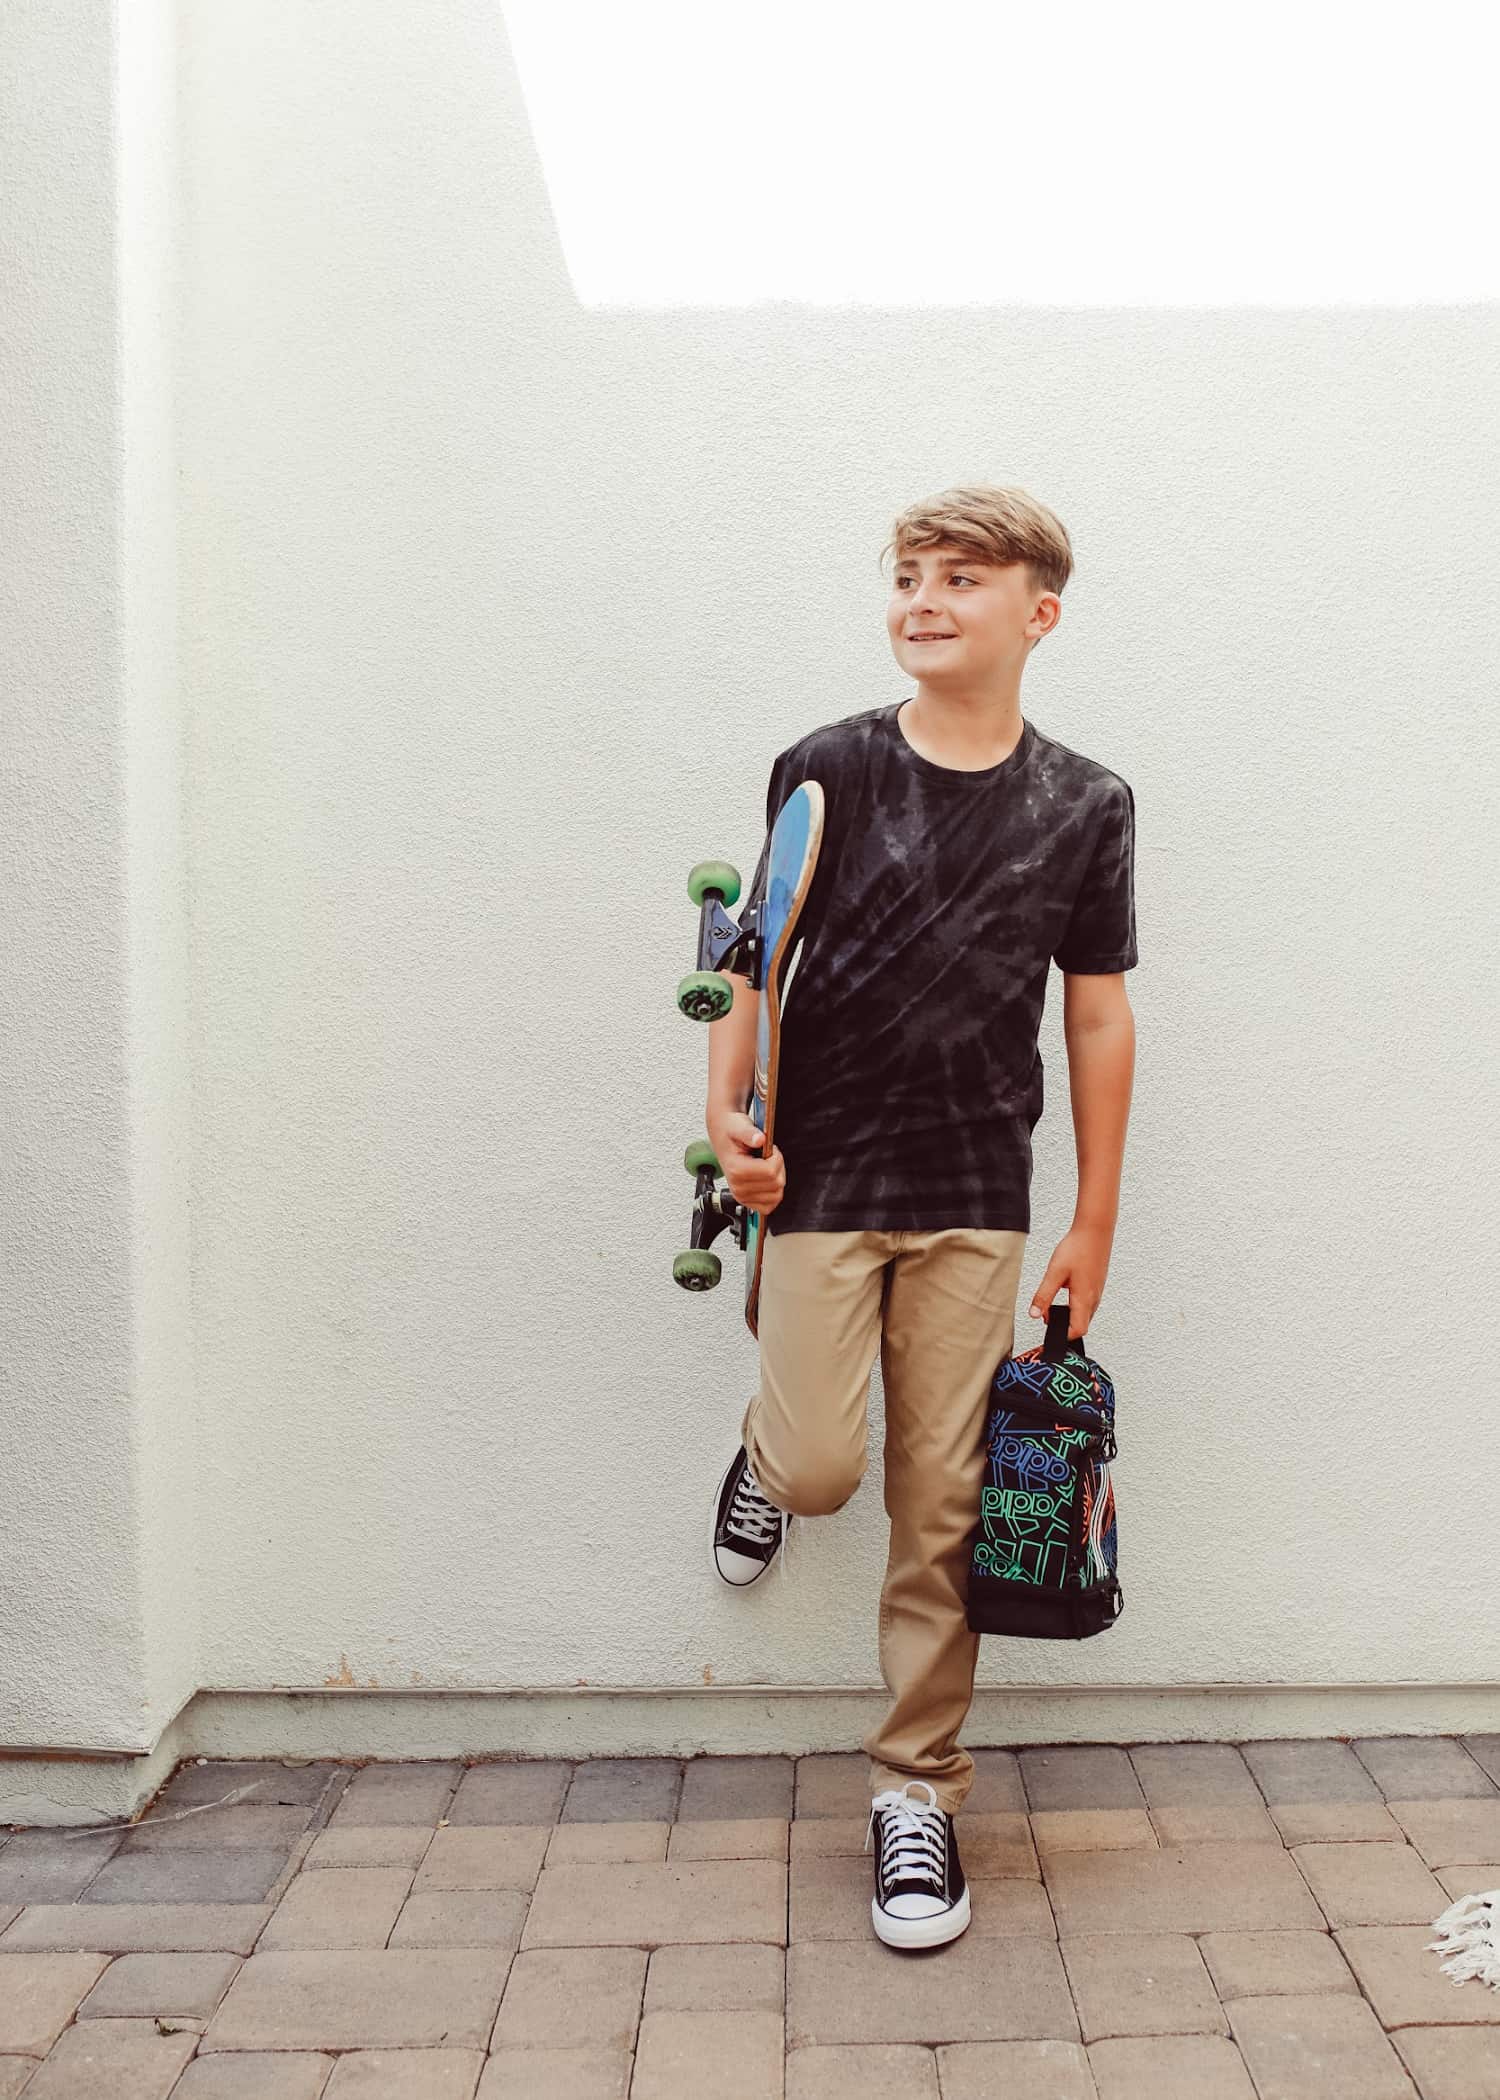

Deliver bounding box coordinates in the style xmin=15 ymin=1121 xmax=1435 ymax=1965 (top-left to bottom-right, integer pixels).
xmin=673 ymin=779 xmax=824 ymax=1335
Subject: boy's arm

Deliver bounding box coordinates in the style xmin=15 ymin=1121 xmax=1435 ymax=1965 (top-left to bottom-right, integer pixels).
xmin=705 ymin=970 xmax=757 ymax=1125
xmin=1061 ymin=971 xmax=1135 ymax=1231
xmin=709 ymin=739 xmax=800 ymax=1130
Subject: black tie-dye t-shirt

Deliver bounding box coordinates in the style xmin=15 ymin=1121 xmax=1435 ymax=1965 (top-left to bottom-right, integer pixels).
xmin=741 ymin=700 xmax=1138 ymax=1236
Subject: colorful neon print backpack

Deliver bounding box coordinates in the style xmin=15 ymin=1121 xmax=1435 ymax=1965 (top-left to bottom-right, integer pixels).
xmin=964 ymin=1299 xmax=1123 ymax=1641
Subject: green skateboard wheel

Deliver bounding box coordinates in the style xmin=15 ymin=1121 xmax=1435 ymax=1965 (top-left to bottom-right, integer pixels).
xmin=673 ymin=1248 xmax=722 ymax=1290
xmin=677 ymin=970 xmax=734 ymax=1022
xmin=683 ymin=1139 xmax=721 ymax=1176
xmin=687 ymin=859 xmax=741 ymax=909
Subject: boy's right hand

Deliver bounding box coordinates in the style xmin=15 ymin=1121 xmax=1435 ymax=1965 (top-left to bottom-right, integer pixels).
xmin=706 ymin=1109 xmax=785 ymax=1215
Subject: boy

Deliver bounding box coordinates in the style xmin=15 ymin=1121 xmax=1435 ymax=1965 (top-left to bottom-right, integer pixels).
xmin=704 ymin=484 xmax=1137 ymax=1950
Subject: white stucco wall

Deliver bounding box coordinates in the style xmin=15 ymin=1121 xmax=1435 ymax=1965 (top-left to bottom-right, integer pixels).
xmin=4 ymin=0 xmax=1498 ymax=1818
xmin=1 ymin=0 xmax=193 ymax=1807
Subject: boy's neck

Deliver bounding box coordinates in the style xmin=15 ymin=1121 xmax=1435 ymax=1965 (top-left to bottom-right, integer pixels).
xmin=898 ymin=687 xmax=1026 ymax=772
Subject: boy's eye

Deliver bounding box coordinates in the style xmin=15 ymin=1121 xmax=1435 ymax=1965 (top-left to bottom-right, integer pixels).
xmin=896 ymin=574 xmax=973 ymax=587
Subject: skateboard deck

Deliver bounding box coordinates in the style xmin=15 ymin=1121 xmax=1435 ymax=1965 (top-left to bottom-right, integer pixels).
xmin=742 ymin=778 xmax=823 ymax=1333
xmin=675 ymin=778 xmax=825 ymax=1336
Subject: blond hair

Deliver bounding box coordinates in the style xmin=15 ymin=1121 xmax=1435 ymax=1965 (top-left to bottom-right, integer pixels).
xmin=880 ymin=484 xmax=1073 ymax=600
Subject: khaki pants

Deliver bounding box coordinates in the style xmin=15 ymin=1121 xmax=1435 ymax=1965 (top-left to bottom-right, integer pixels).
xmin=739 ymin=1226 xmax=1028 ymax=1816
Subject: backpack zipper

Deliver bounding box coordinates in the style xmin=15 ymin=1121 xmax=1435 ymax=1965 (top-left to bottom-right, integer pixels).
xmin=990 ymin=1382 xmax=1116 ymax=1460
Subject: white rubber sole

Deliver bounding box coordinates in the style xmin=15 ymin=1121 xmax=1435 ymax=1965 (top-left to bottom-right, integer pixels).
xmin=871 ymin=1880 xmax=972 ymax=1949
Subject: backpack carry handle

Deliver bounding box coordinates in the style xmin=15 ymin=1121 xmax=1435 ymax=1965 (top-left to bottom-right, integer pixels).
xmin=1041 ymin=1300 xmax=1082 ymax=1363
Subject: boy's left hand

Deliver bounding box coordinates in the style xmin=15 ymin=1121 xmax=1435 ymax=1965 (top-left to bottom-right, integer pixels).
xmin=1027 ymin=1222 xmax=1113 ymax=1340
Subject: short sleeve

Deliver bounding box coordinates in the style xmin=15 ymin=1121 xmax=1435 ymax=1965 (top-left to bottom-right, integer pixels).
xmin=741 ymin=746 xmax=797 ymax=921
xmin=1052 ymin=778 xmax=1139 ymax=974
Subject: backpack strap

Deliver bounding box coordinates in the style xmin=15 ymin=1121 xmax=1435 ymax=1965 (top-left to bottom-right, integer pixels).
xmin=1042 ymin=1299 xmax=1082 ymax=1363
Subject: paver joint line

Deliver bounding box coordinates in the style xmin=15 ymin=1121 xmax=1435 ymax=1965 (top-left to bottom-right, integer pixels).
xmin=5 ymin=1739 xmax=1499 ymax=2088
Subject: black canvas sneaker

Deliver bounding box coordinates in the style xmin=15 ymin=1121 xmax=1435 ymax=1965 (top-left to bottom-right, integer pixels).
xmin=865 ymin=1778 xmax=971 ymax=1948
xmin=711 ymin=1445 xmax=792 ymax=1586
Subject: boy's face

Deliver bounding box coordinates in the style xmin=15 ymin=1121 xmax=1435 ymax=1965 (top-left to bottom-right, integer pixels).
xmin=886 ymin=542 xmax=1060 ymax=685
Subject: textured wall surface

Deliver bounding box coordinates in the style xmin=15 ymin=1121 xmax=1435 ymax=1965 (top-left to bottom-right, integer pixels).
xmin=5 ymin=0 xmax=1499 ymax=1794
xmin=1 ymin=0 xmax=195 ymax=1766
xmin=179 ymin=0 xmax=1500 ymax=1698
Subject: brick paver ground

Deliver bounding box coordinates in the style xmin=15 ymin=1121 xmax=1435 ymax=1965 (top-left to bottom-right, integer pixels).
xmin=2 ymin=1736 xmax=1499 ymax=2096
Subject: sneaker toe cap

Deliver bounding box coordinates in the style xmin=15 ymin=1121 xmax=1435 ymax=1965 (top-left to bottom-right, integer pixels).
xmin=881 ymin=1892 xmax=950 ymax=1919
xmin=714 ymin=1544 xmax=770 ymax=1583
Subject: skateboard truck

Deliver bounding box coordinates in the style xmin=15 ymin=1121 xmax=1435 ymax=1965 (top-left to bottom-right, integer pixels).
xmin=673 ymin=1139 xmax=746 ymax=1291
xmin=676 ymin=859 xmax=763 ymax=1020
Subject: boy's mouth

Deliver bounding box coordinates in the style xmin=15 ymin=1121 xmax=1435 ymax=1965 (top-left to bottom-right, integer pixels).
xmin=909 ymin=633 xmax=956 ymax=643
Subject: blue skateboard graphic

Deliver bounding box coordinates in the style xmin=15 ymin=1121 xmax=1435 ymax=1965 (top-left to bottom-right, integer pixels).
xmin=675 ymin=779 xmax=825 ymax=1334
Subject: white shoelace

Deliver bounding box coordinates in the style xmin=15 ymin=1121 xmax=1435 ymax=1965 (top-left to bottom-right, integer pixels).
xmin=726 ymin=1467 xmax=780 ymax=1544
xmin=864 ymin=1778 xmax=947 ymax=1889
xmin=726 ymin=1461 xmax=795 ymax=1580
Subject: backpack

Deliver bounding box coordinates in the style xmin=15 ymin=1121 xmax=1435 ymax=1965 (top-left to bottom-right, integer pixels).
xmin=964 ymin=1299 xmax=1124 ymax=1640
